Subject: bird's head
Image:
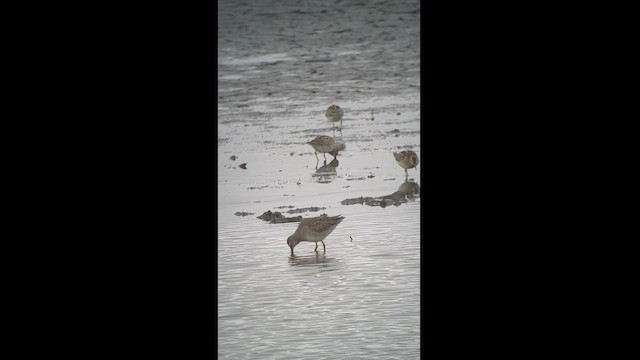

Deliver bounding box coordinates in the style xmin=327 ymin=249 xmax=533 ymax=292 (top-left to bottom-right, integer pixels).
xmin=287 ymin=236 xmax=299 ymax=253
xmin=410 ymin=154 xmax=419 ymax=167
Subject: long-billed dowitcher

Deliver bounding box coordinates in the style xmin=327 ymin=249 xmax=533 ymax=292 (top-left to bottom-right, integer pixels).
xmin=287 ymin=215 xmax=345 ymax=255
xmin=325 ymin=105 xmax=344 ymax=131
xmin=393 ymin=150 xmax=419 ymax=176
xmin=307 ymin=135 xmax=346 ymax=160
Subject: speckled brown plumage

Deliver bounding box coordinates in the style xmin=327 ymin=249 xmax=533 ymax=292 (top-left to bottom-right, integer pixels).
xmin=325 ymin=105 xmax=344 ymax=130
xmin=287 ymin=215 xmax=345 ymax=254
xmin=307 ymin=135 xmax=345 ymax=160
xmin=393 ymin=150 xmax=419 ymax=176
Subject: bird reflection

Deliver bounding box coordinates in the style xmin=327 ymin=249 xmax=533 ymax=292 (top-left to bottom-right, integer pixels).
xmin=384 ymin=179 xmax=421 ymax=204
xmin=396 ymin=179 xmax=421 ymax=199
xmin=315 ymin=158 xmax=339 ymax=174
xmin=313 ymin=158 xmax=339 ymax=182
xmin=288 ymin=252 xmax=335 ymax=267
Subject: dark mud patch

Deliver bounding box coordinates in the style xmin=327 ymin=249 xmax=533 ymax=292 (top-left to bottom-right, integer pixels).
xmin=234 ymin=212 xmax=255 ymax=217
xmin=257 ymin=210 xmax=282 ymax=221
xmin=254 ymin=206 xmax=328 ymax=223
xmin=345 ymin=173 xmax=375 ymax=181
xmin=247 ymin=185 xmax=284 ymax=190
xmin=257 ymin=210 xmax=302 ymax=223
xmin=395 ymin=144 xmax=419 ymax=150
xmin=341 ymin=195 xmax=408 ymax=207
xmin=341 ymin=181 xmax=420 ymax=208
xmin=270 ymin=217 xmax=302 ymax=223
xmin=285 ymin=206 xmax=326 ymax=214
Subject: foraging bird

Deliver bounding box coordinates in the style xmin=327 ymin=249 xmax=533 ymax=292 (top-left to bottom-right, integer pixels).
xmin=287 ymin=215 xmax=345 ymax=255
xmin=307 ymin=135 xmax=346 ymax=161
xmin=393 ymin=150 xmax=419 ymax=176
xmin=325 ymin=105 xmax=344 ymax=131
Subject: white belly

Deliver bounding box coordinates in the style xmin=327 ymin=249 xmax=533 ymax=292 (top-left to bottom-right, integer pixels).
xmin=313 ymin=144 xmax=334 ymax=153
xmin=300 ymin=233 xmax=326 ymax=242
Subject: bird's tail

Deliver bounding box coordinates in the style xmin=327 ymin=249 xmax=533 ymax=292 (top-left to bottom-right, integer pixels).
xmin=334 ymin=142 xmax=346 ymax=152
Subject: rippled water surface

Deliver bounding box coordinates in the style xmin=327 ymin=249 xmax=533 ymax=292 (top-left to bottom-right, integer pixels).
xmin=218 ymin=0 xmax=421 ymax=358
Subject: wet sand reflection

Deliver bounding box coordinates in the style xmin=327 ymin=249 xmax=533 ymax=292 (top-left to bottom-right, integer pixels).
xmin=313 ymin=158 xmax=339 ymax=183
xmin=288 ymin=252 xmax=336 ymax=267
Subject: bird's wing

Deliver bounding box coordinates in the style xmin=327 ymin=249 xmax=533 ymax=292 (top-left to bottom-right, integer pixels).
xmin=305 ymin=215 xmax=344 ymax=233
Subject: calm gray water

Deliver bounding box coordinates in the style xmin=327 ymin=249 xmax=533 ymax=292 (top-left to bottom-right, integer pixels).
xmin=218 ymin=0 xmax=420 ymax=358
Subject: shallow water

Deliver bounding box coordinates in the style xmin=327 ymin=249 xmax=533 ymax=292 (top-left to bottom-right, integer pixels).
xmin=218 ymin=0 xmax=421 ymax=358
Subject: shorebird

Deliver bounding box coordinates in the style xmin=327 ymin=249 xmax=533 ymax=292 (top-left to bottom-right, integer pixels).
xmin=393 ymin=150 xmax=419 ymax=176
xmin=325 ymin=105 xmax=344 ymax=131
xmin=307 ymin=135 xmax=346 ymax=161
xmin=287 ymin=215 xmax=345 ymax=255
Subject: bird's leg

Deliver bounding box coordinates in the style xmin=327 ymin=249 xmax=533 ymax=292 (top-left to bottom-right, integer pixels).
xmin=315 ymin=151 xmax=319 ymax=161
xmin=314 ymin=242 xmax=318 ymax=252
xmin=321 ymin=240 xmax=326 ymax=252
xmin=405 ymin=168 xmax=408 ymax=176
xmin=323 ymin=153 xmax=327 ymax=161
xmin=339 ymin=119 xmax=343 ymax=131
xmin=315 ymin=158 xmax=319 ymax=169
